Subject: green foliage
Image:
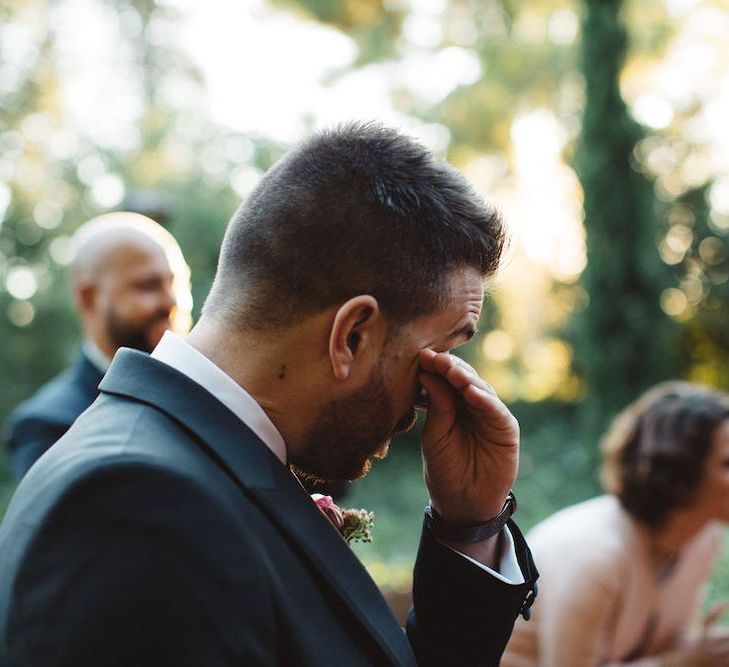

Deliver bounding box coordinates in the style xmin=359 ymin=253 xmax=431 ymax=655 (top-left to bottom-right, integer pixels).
xmin=571 ymin=0 xmax=678 ymax=439
xmin=350 ymin=403 xmax=729 ymax=622
xmin=3 ymin=0 xmax=729 ymax=616
xmin=0 ymin=0 xmax=285 ymax=495
xmin=0 ymin=288 xmax=78 ymax=423
xmin=271 ymin=0 xmax=405 ymax=63
xmin=0 ymin=0 xmax=80 ymax=428
xmin=349 ymin=401 xmax=599 ymax=588
xmin=671 ymin=187 xmax=729 ymax=391
xmin=512 ymin=400 xmax=600 ymax=526
xmin=0 ymin=445 xmax=14 ymax=519
xmin=440 ymin=2 xmax=581 ymax=159
xmin=348 ymin=429 xmax=427 ymax=587
xmin=706 ymin=533 xmax=729 ymax=613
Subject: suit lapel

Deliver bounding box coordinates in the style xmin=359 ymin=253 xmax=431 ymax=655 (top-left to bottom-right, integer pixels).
xmin=100 ymin=350 xmax=416 ymax=667
xmin=251 ymin=482 xmax=415 ymax=666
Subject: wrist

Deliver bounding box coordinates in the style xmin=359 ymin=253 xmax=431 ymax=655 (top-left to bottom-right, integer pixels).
xmin=429 ymin=489 xmax=513 ymax=525
xmin=424 ymin=492 xmax=517 ymax=544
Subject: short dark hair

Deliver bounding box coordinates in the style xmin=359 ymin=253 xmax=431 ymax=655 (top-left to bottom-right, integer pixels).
xmin=601 ymin=381 xmax=729 ymax=527
xmin=205 ymin=121 xmax=506 ymax=330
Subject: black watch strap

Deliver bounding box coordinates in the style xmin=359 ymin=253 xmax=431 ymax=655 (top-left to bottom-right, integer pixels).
xmin=424 ymin=492 xmax=517 ymax=544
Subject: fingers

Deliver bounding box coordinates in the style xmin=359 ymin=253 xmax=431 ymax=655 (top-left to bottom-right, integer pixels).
xmin=418 ymin=349 xmax=518 ymax=436
xmin=418 ymin=349 xmax=496 ymax=397
xmin=418 ymin=349 xmax=503 ymax=414
xmin=463 ymin=383 xmax=513 ymax=420
xmin=417 ymin=350 xmax=520 ymax=521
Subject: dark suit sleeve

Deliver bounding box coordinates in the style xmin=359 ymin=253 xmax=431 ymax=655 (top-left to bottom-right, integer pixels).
xmin=406 ymin=519 xmax=537 ymax=667
xmin=5 ymin=417 xmax=68 ymax=480
xmin=6 ymin=463 xmax=277 ymax=667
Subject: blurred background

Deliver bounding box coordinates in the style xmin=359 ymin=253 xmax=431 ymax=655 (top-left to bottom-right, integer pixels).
xmin=3 ymin=0 xmax=729 ymax=603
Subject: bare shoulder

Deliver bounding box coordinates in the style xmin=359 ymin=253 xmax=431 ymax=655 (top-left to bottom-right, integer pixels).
xmin=527 ymin=496 xmax=633 ymax=583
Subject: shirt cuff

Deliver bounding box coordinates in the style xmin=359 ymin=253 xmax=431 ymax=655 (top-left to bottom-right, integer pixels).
xmin=441 ymin=524 xmax=525 ymax=585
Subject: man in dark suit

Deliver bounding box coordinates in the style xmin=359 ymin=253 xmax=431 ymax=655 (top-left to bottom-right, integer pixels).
xmin=3 ymin=212 xmax=192 ymax=479
xmin=0 ymin=123 xmax=538 ymax=666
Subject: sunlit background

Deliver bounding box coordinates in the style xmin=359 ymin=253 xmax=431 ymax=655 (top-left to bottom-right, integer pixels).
xmin=3 ymin=0 xmax=729 ymax=594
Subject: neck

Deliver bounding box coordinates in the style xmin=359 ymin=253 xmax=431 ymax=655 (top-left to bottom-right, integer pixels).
xmin=82 ymin=321 xmax=117 ymax=360
xmin=648 ymin=506 xmax=711 ymax=558
xmin=185 ymin=313 xmax=331 ymax=450
xmin=82 ymin=339 xmax=113 ymax=373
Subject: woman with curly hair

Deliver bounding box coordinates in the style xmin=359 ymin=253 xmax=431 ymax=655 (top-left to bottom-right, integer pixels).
xmin=502 ymin=381 xmax=729 ymax=666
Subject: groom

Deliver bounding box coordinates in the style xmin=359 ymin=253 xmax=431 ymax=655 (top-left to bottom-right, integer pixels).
xmin=0 ymin=122 xmax=537 ymax=666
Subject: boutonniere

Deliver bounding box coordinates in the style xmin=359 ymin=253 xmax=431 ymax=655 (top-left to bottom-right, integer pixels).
xmin=311 ymin=494 xmax=375 ymax=544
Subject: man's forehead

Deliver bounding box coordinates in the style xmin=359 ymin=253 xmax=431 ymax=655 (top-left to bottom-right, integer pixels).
xmin=443 ymin=296 xmax=483 ymax=334
xmin=106 ymin=240 xmax=169 ymax=269
xmin=73 ymin=224 xmax=188 ymax=283
xmin=441 ymin=267 xmax=486 ymax=306
xmin=403 ymin=269 xmax=485 ymax=340
xmin=435 ymin=269 xmax=485 ymax=335
xmin=91 ymin=246 xmax=175 ymax=289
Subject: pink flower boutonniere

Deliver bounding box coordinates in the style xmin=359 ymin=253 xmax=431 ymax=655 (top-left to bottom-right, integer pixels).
xmin=312 ymin=494 xmax=375 ymax=544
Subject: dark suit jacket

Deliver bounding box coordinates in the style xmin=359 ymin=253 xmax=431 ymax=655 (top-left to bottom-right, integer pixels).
xmin=0 ymin=350 xmax=537 ymax=667
xmin=3 ymin=352 xmax=103 ymax=480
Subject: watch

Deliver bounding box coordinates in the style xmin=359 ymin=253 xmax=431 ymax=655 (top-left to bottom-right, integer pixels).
xmin=424 ymin=492 xmax=517 ymax=544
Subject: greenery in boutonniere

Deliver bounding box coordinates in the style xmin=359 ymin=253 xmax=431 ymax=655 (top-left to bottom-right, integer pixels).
xmin=312 ymin=494 xmax=375 ymax=544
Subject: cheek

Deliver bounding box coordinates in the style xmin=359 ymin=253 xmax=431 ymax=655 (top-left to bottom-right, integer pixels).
xmin=129 ymin=291 xmax=164 ymax=314
xmin=381 ymin=378 xmax=411 ymax=421
xmin=107 ymin=296 xmax=152 ymax=326
xmin=397 ymin=365 xmax=420 ymax=399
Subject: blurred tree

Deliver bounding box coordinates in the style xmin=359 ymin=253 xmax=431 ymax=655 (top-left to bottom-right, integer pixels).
xmin=270 ymin=0 xmax=404 ymax=63
xmin=670 ymin=186 xmax=729 ymax=391
xmin=0 ymin=0 xmax=282 ymax=440
xmin=571 ymin=0 xmax=678 ymax=439
xmin=620 ymin=0 xmax=729 ymax=395
xmin=0 ymin=0 xmax=80 ymax=428
xmin=279 ymin=0 xmax=585 ymax=404
xmin=3 ymin=0 xmax=729 ymax=518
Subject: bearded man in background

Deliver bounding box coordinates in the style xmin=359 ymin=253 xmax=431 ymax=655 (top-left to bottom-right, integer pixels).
xmin=3 ymin=212 xmax=192 ymax=479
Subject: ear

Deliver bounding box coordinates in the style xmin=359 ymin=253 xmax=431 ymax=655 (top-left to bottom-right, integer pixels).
xmin=74 ymin=281 xmax=98 ymax=315
xmin=328 ymin=295 xmax=384 ymax=381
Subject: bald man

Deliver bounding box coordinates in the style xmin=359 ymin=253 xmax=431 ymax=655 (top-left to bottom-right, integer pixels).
xmin=3 ymin=212 xmax=192 ymax=480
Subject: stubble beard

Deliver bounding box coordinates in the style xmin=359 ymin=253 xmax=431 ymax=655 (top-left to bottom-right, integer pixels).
xmin=291 ymin=361 xmax=418 ymax=484
xmin=105 ymin=306 xmax=172 ymax=354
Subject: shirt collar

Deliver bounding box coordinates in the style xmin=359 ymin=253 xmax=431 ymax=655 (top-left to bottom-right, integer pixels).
xmin=151 ymin=331 xmax=288 ymax=464
xmin=83 ymin=340 xmax=112 ymax=374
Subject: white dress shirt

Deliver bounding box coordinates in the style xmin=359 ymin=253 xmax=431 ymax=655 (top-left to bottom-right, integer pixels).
xmin=151 ymin=331 xmax=524 ymax=585
xmin=83 ymin=340 xmax=112 ymax=374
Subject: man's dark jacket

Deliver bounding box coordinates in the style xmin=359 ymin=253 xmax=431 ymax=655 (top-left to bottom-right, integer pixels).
xmin=0 ymin=350 xmax=537 ymax=666
xmin=4 ymin=352 xmax=103 ymax=480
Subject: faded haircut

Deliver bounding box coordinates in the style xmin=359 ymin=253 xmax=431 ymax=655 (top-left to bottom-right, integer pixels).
xmin=205 ymin=121 xmax=506 ymax=330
